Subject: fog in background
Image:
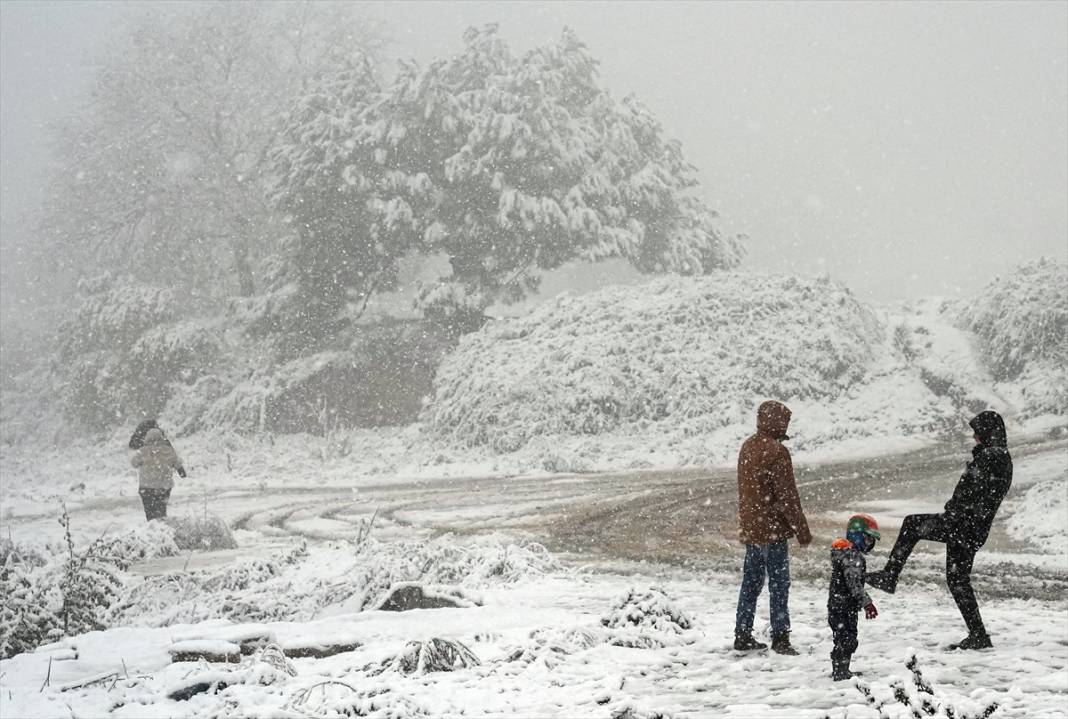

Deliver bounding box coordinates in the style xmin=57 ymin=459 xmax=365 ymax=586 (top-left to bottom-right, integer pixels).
xmin=2 ymin=1 xmax=1066 ymax=337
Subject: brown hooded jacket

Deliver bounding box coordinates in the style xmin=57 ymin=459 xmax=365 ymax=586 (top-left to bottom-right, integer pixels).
xmin=737 ymin=401 xmax=811 ymax=546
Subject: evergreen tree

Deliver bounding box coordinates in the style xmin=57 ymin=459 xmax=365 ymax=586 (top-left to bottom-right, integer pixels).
xmin=270 ymin=25 xmax=741 ymax=336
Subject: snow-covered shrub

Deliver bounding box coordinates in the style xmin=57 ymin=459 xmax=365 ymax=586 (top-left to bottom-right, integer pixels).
xmin=202 ymin=559 xmax=280 ymax=593
xmin=289 ymin=683 xmax=428 ymax=718
xmin=0 ymin=538 xmax=47 ymax=570
xmin=601 ymin=587 xmax=693 ymax=634
xmin=0 ymin=509 xmax=128 ymax=658
xmin=503 ymin=627 xmax=604 ymax=670
xmin=0 ymin=555 xmax=62 ymax=658
xmin=472 ymin=542 xmax=559 ymax=582
xmin=379 ymin=638 xmax=480 ymax=675
xmin=956 ymin=259 xmax=1067 ymax=416
xmin=351 ymin=537 xmax=557 ymax=610
xmin=159 ymin=373 xmax=233 ymax=437
xmin=103 ymin=520 xmax=181 ymax=563
xmin=851 ymin=655 xmax=1000 ymax=719
xmin=165 ymin=512 xmax=238 ymax=552
xmin=52 ymin=275 xmax=221 ymax=430
xmin=202 ymin=321 xmax=454 ymax=434
xmin=56 ymin=510 xmax=126 ymax=640
xmin=425 ymin=273 xmax=883 ymax=452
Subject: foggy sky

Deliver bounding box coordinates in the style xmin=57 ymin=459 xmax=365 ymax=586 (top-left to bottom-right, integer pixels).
xmin=2 ymin=0 xmax=1066 ymax=318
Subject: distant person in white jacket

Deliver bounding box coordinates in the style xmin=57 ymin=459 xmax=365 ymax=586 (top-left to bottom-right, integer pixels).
xmin=131 ymin=428 xmax=186 ymax=520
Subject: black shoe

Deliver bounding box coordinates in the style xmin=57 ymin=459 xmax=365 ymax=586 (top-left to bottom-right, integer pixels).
xmin=771 ymin=632 xmax=799 ymax=656
xmin=946 ymin=633 xmax=993 ymax=651
xmin=733 ymin=633 xmax=768 ymax=651
xmin=866 ymin=569 xmax=898 ymax=594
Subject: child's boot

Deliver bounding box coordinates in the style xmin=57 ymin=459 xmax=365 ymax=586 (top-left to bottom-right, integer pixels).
xmin=831 ymin=656 xmax=854 ymax=681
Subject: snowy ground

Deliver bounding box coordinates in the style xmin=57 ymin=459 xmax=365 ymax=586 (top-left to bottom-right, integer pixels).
xmin=2 ymin=431 xmax=1066 ymax=718
xmin=1 ymin=555 xmax=1065 ymax=718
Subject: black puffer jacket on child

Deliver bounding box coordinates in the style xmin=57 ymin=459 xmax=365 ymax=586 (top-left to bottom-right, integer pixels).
xmin=828 ymin=538 xmax=872 ymax=614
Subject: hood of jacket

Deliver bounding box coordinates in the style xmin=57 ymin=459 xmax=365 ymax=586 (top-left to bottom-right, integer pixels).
xmin=970 ymin=410 xmax=1007 ymax=448
xmin=756 ymin=400 xmax=791 ymax=441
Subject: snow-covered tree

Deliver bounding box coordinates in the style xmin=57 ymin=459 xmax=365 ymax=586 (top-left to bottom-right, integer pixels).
xmin=270 ymin=25 xmax=741 ymax=335
xmin=53 ymin=275 xmax=220 ymax=431
xmin=268 ymin=58 xmax=417 ymax=340
xmin=35 ymin=2 xmax=386 ymax=315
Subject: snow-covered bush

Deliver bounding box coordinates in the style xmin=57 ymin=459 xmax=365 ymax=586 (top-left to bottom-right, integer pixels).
xmin=0 ymin=510 xmax=128 ymax=659
xmin=0 ymin=551 xmax=62 ymax=658
xmin=601 ymin=587 xmax=693 ymax=635
xmin=103 ymin=520 xmax=181 ymax=563
xmin=956 ymin=259 xmax=1067 ymax=417
xmin=289 ymin=683 xmax=428 ymax=718
xmin=379 ymin=638 xmax=480 ymax=675
xmin=503 ymin=627 xmax=604 ymax=670
xmin=426 ymin=273 xmax=882 ymax=452
xmin=53 ymin=275 xmax=221 ymax=431
xmin=198 ymin=321 xmax=454 ymax=434
xmin=165 ymin=512 xmax=238 ymax=552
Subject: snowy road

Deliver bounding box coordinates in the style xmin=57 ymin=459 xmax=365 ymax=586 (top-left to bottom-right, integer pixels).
xmin=12 ymin=433 xmax=1061 ymax=597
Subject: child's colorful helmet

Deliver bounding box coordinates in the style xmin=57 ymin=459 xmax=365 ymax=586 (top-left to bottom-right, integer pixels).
xmin=846 ymin=513 xmax=881 ymax=540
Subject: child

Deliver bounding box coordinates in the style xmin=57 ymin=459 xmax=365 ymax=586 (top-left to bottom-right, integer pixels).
xmin=828 ymin=513 xmax=881 ymax=680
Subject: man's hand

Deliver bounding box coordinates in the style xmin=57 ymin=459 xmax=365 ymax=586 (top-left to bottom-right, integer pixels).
xmin=177 ymin=467 xmax=187 ymax=478
xmin=797 ymin=528 xmax=813 ymax=547
xmin=864 ymin=602 xmax=878 ymax=620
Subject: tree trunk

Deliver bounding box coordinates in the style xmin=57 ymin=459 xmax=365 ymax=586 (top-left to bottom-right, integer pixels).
xmin=232 ymin=240 xmax=255 ymax=297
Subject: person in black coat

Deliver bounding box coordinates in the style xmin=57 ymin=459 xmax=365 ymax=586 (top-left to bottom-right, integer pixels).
xmin=867 ymin=410 xmax=1013 ymax=650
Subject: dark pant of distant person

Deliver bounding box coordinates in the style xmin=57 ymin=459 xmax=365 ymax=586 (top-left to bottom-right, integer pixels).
xmin=139 ymin=488 xmax=171 ymax=521
xmin=882 ymin=513 xmax=986 ymax=637
xmin=828 ymin=603 xmax=859 ymax=666
xmin=735 ymin=540 xmax=791 ymax=637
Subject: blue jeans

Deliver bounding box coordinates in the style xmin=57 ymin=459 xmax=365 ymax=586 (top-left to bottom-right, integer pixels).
xmin=735 ymin=540 xmax=791 ymax=637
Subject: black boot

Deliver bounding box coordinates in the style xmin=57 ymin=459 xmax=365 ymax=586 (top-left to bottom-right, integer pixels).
xmin=733 ymin=632 xmax=767 ymax=651
xmin=831 ymin=656 xmax=853 ymax=681
xmin=946 ymin=633 xmax=993 ymax=650
xmin=771 ymin=632 xmax=799 ymax=656
xmin=866 ymin=569 xmax=898 ymax=594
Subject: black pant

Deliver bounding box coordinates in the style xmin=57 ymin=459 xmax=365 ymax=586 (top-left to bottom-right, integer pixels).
xmin=884 ymin=513 xmax=986 ymax=636
xmin=828 ymin=603 xmax=859 ymax=664
xmin=139 ymin=488 xmax=171 ymax=521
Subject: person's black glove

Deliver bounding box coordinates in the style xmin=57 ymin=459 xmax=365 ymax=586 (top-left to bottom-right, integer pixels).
xmin=177 ymin=467 xmax=187 ymax=478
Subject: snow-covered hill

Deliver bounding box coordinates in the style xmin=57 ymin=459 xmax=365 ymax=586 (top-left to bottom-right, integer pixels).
xmin=420 ymin=270 xmax=1066 ymax=473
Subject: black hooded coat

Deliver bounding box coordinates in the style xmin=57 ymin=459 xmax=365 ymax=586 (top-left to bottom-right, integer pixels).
xmin=942 ymin=411 xmax=1013 ymax=550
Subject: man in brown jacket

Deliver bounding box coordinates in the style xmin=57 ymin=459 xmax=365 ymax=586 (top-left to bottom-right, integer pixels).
xmin=733 ymin=400 xmax=812 ymax=654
